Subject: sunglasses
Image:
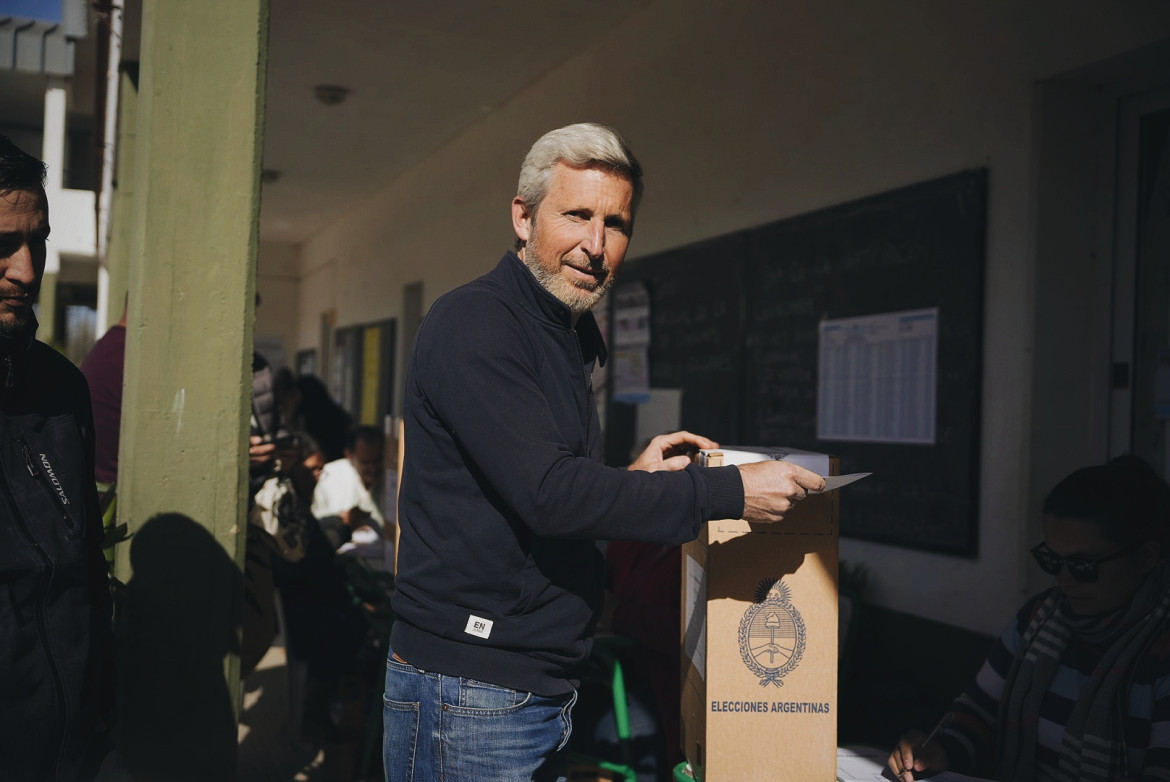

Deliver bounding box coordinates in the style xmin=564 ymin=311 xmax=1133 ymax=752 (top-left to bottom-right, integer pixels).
xmin=1030 ymin=542 xmax=1133 ymax=583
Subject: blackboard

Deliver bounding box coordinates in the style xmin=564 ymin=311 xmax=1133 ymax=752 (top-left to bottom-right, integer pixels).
xmin=606 ymin=170 xmax=987 ymax=556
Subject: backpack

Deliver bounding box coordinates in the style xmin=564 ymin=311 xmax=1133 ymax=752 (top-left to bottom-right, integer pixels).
xmin=249 ymin=475 xmax=310 ymax=562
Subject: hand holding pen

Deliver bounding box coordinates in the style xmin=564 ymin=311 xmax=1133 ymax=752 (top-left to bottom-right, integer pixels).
xmin=887 ymin=712 xmax=954 ymax=781
xmin=919 ymin=712 xmax=955 ymax=750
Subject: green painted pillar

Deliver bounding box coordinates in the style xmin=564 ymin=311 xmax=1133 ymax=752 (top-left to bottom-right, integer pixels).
xmin=114 ymin=1 xmax=268 ymax=779
xmin=103 ymin=65 xmax=138 ymax=330
xmin=36 ymin=271 xmax=57 ymax=348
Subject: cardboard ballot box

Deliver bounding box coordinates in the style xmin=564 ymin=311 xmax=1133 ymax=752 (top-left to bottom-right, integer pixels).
xmin=681 ymin=448 xmax=839 ymax=781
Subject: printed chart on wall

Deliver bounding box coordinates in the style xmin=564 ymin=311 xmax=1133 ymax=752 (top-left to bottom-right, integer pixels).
xmin=818 ymin=308 xmax=938 ymax=445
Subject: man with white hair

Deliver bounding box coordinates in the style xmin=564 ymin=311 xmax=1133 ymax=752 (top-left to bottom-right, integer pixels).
xmin=385 ymin=123 xmax=824 ymax=781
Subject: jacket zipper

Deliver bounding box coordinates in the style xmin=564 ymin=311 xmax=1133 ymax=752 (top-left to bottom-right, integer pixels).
xmin=0 ymin=458 xmax=69 ymax=774
xmin=22 ymin=438 xmax=76 ymax=531
xmin=4 ymin=354 xmax=14 ymax=388
xmin=572 ymin=333 xmax=594 ymax=455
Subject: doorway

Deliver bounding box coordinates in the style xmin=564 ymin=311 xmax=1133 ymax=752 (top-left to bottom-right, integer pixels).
xmin=1112 ymin=89 xmax=1170 ymax=481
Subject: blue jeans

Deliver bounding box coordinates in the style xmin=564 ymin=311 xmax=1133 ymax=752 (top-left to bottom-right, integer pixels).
xmin=382 ymin=650 xmax=577 ymax=782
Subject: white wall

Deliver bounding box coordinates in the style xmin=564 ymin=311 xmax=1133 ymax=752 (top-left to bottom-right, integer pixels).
xmin=292 ymin=0 xmax=1170 ymax=634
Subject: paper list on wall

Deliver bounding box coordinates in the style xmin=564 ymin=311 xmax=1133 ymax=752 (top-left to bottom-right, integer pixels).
xmin=817 ymin=308 xmax=938 ymax=444
xmin=612 ymin=282 xmax=651 ymax=404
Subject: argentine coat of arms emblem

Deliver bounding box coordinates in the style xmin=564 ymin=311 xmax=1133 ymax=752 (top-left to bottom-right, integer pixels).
xmin=739 ymin=578 xmax=806 ymax=687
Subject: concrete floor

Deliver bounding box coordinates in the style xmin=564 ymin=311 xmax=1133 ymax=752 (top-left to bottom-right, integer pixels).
xmin=237 ymin=643 xmax=381 ymax=782
xmin=237 ymin=645 xmax=329 ymax=782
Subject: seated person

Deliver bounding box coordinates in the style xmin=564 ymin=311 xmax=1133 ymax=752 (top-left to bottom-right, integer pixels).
xmin=270 ymin=436 xmax=370 ymax=744
xmin=889 ymin=455 xmax=1170 ymax=782
xmin=310 ymin=425 xmax=390 ymax=568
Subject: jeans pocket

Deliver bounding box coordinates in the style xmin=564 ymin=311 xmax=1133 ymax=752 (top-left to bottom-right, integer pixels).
xmin=381 ymin=660 xmax=423 ymax=782
xmin=448 ymin=678 xmax=532 ymax=715
xmin=439 ymin=686 xmax=575 ymax=782
xmin=383 ymin=690 xmax=420 ymax=781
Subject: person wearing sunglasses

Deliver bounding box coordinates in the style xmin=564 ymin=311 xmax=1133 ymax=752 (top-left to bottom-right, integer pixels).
xmin=889 ymin=455 xmax=1170 ymax=782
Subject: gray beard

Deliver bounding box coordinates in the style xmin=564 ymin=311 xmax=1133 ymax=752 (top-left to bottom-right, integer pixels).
xmin=521 ymin=248 xmax=612 ymax=316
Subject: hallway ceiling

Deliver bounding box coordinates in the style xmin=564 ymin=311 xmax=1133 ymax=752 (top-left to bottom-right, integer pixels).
xmin=259 ymin=0 xmax=643 ymax=244
xmin=0 ymin=1 xmax=643 ymax=245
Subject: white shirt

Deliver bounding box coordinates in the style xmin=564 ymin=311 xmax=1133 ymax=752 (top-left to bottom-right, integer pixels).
xmin=311 ymin=457 xmax=391 ymax=569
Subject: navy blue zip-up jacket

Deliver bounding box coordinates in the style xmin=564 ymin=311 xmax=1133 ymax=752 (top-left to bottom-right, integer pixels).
xmin=0 ymin=323 xmax=113 ymax=781
xmin=390 ymin=252 xmax=744 ymax=695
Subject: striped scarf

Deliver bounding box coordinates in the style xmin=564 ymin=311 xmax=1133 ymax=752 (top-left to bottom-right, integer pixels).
xmin=996 ymin=564 xmax=1170 ymax=782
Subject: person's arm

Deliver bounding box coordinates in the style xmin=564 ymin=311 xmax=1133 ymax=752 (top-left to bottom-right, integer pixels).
xmin=737 ymin=459 xmax=825 ymax=522
xmin=77 ymin=376 xmax=116 ymax=728
xmin=248 ymin=435 xmax=276 ymax=467
xmin=629 ymin=430 xmax=824 ymax=522
xmin=1134 ymin=660 xmax=1170 ymax=781
xmin=417 ymin=292 xmax=814 ymax=541
xmin=627 ymin=431 xmax=717 ymax=472
xmin=890 ymin=687 xmax=999 ymax=780
xmin=314 ymin=514 xmax=352 ymax=550
xmin=889 ymin=726 xmax=951 ymax=782
xmin=417 ymin=293 xmax=739 ymax=542
xmin=310 ymin=463 xmax=355 ymax=519
xmin=310 ymin=469 xmax=358 ymax=550
xmin=888 ymin=595 xmax=1038 ymax=781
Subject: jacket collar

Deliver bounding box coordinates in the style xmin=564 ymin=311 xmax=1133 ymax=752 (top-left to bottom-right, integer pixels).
xmin=493 ymin=252 xmax=608 ymax=368
xmin=0 ymin=311 xmax=38 ymax=390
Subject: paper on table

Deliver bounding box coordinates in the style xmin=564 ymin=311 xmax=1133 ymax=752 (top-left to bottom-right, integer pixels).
xmin=837 ymin=745 xmax=888 ymax=781
xmin=835 ymin=746 xmax=996 ymax=782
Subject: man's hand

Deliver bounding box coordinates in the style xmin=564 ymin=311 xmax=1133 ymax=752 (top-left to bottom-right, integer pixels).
xmin=249 ymin=435 xmax=301 ymax=473
xmin=272 ymin=439 xmax=302 ymax=475
xmin=888 ymin=729 xmax=949 ymax=782
xmin=340 ymin=506 xmax=374 ymax=532
xmin=628 ymin=431 xmax=719 ymax=473
xmin=738 ymin=461 xmax=826 ymax=523
xmin=248 ymin=435 xmax=275 ymax=468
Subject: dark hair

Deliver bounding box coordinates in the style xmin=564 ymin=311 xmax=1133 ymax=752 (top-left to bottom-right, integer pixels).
xmin=0 ymin=135 xmax=47 ymax=194
xmin=345 ymin=424 xmax=383 ymax=453
xmin=295 ymin=431 xmax=321 ymax=460
xmin=273 ymin=366 xmax=296 ymax=397
xmin=294 ymin=374 xmax=351 ymax=461
xmin=1043 ymin=455 xmax=1170 ymax=554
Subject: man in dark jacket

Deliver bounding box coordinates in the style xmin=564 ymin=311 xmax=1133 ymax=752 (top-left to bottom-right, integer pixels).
xmin=384 ymin=123 xmax=825 ymax=782
xmin=0 ymin=136 xmax=114 ymax=780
